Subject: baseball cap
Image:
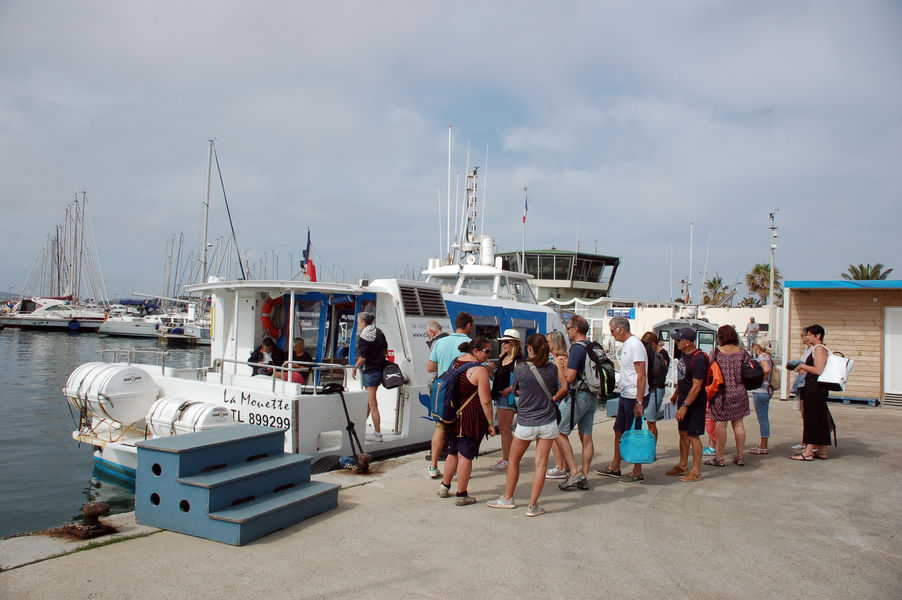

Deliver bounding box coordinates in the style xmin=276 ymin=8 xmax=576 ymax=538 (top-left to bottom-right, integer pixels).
xmin=671 ymin=327 xmax=696 ymax=342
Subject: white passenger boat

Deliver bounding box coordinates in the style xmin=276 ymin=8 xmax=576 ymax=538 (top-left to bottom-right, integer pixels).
xmin=1 ymin=297 xmax=106 ymax=332
xmin=64 ymin=271 xmax=564 ymax=484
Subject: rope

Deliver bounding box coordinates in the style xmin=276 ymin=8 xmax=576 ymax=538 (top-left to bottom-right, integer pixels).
xmin=212 ymin=143 xmax=246 ymax=280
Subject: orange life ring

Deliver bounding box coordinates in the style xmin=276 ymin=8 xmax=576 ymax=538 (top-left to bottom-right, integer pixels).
xmin=261 ymin=297 xmax=284 ymax=338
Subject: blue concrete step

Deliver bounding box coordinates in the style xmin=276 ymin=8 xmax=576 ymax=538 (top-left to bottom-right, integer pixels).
xmin=208 ymin=481 xmax=339 ymax=546
xmin=179 ymin=454 xmax=312 ymax=512
xmin=137 ymin=425 xmax=286 ymax=477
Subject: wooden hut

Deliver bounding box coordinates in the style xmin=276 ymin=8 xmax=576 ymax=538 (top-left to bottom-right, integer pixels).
xmin=780 ymin=281 xmax=902 ymax=407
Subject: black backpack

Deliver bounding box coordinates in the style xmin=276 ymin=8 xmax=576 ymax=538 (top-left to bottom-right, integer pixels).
xmin=643 ymin=342 xmax=668 ymax=388
xmin=576 ymin=340 xmax=616 ymax=398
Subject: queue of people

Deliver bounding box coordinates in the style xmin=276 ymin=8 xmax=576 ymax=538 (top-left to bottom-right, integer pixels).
xmin=429 ymin=313 xmax=835 ymax=517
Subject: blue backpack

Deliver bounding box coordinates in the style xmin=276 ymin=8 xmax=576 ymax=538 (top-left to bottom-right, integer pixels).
xmin=429 ymin=361 xmax=480 ymax=423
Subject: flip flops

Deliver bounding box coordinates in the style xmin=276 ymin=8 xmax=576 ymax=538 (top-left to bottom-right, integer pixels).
xmin=790 ymin=453 xmax=814 ymax=461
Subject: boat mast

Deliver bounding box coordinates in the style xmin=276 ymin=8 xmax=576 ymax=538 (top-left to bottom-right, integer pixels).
xmin=446 ymin=125 xmax=451 ymax=263
xmin=202 ymin=139 xmax=213 ymax=283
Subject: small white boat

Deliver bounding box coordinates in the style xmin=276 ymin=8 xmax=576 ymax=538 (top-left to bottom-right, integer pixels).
xmin=1 ymin=297 xmax=106 ymax=332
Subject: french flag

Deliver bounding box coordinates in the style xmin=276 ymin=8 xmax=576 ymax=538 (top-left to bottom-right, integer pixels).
xmin=302 ymin=229 xmax=317 ymax=282
xmin=523 ymin=193 xmax=528 ymax=224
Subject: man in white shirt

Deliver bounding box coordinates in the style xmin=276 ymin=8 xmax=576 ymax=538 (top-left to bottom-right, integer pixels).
xmin=595 ymin=316 xmax=649 ymax=483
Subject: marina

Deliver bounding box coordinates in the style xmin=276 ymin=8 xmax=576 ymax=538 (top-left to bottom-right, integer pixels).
xmin=1 ymin=400 xmax=900 ymax=598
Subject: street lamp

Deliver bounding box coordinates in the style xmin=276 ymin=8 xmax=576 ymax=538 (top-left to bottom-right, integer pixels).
xmin=768 ymin=210 xmax=779 ymax=351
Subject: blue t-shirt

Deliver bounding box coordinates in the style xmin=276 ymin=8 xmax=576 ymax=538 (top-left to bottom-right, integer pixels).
xmin=566 ymin=341 xmax=588 ymax=377
xmin=677 ymin=350 xmax=708 ymax=405
xmin=428 ymin=332 xmax=471 ymax=373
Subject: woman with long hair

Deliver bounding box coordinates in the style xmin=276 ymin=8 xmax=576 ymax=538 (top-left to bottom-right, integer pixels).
xmin=488 ymin=330 xmax=525 ymax=472
xmin=487 ymin=334 xmax=562 ymax=516
xmin=703 ymin=325 xmax=750 ymax=467
xmin=749 ymin=336 xmax=774 ymax=454
xmin=437 ymin=337 xmax=497 ymax=505
xmin=790 ymin=324 xmax=833 ymax=461
xmin=544 ymin=330 xmax=576 ymax=480
xmin=640 ymin=331 xmax=670 ymax=440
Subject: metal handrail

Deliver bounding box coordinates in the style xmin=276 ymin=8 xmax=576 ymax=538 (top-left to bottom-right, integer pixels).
xmin=213 ymin=357 xmax=355 ymax=394
xmin=100 ymin=348 xmax=170 ymax=370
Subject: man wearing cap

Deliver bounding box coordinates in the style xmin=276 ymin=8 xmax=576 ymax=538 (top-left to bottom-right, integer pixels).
xmin=488 ymin=328 xmax=525 ymax=472
xmin=666 ymin=327 xmax=707 ymax=482
xmin=425 ymin=312 xmax=474 ymax=479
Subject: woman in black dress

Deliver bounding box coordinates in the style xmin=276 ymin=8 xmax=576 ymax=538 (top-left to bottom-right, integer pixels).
xmin=790 ymin=324 xmax=832 ymax=461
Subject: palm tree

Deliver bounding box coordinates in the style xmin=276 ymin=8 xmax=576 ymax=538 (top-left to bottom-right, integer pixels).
xmin=702 ymin=274 xmax=731 ymax=305
xmin=740 ymin=296 xmax=760 ymax=307
xmin=841 ymin=263 xmax=894 ymax=280
xmin=746 ymin=263 xmax=782 ymax=304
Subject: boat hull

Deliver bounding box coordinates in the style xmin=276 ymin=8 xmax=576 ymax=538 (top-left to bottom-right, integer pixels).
xmin=0 ymin=316 xmax=104 ymax=332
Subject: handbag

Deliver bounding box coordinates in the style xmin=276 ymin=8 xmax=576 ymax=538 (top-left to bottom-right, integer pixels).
xmin=816 ymin=344 xmax=853 ymax=392
xmin=381 ymin=362 xmax=404 ymax=389
xmin=619 ymin=417 xmax=656 ymax=464
xmin=740 ymin=351 xmax=765 ymax=390
xmin=528 ymin=364 xmax=561 ymax=424
xmin=705 ymin=350 xmax=724 ymax=400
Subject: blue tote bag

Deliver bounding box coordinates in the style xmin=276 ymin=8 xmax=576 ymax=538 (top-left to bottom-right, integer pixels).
xmin=619 ymin=417 xmax=656 ymax=464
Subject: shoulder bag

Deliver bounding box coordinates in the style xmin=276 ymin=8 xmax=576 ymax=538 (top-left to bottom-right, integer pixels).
xmin=740 ymin=349 xmax=765 ymax=390
xmin=528 ymin=363 xmax=561 ymax=424
xmin=815 ymin=344 xmax=853 ymax=392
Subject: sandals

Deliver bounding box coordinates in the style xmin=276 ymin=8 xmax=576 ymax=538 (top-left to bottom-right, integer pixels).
xmin=702 ymin=458 xmax=725 ymax=467
xmin=733 ymin=457 xmax=745 ymax=467
xmin=813 ymin=452 xmax=828 ymax=460
xmin=790 ymin=453 xmax=814 ymax=461
xmin=749 ymin=446 xmax=768 ymax=455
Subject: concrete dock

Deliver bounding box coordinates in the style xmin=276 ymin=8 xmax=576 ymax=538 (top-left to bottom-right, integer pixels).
xmin=2 ymin=400 xmax=900 ymax=599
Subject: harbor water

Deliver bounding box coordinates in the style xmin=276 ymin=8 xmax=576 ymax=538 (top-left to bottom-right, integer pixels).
xmin=0 ymin=329 xmax=209 ymax=538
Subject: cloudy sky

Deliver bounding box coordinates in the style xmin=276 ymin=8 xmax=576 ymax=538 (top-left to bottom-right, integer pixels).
xmin=2 ymin=0 xmax=900 ymax=303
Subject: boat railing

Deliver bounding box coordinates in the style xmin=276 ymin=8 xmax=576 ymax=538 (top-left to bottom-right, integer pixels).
xmin=100 ymin=348 xmax=170 ymax=370
xmin=213 ymin=358 xmax=354 ymax=395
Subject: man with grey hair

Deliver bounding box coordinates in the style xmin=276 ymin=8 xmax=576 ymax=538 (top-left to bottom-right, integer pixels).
xmin=425 ymin=320 xmax=448 ymax=351
xmin=596 ymin=316 xmax=649 ymax=483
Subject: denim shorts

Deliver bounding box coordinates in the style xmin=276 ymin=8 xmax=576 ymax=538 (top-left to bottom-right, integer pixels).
xmin=361 ymin=370 xmax=381 ymax=388
xmin=492 ymin=395 xmax=517 ymax=410
xmin=644 ymin=387 xmax=664 ymax=423
xmin=514 ymin=420 xmax=559 ymax=441
xmin=558 ymin=389 xmax=597 ymax=436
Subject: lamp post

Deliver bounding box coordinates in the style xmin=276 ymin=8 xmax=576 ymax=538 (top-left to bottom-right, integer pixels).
xmin=768 ymin=210 xmax=779 ymax=351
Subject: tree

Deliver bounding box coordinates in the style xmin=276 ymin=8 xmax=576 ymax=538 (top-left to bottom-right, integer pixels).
xmin=746 ymin=263 xmax=782 ymax=304
xmin=740 ymin=296 xmax=760 ymax=307
xmin=702 ymin=274 xmax=731 ymax=305
xmin=841 ymin=263 xmax=894 ymax=280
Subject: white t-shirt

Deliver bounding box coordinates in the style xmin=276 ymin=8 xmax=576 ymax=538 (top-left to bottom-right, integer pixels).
xmin=618 ymin=335 xmax=648 ymax=399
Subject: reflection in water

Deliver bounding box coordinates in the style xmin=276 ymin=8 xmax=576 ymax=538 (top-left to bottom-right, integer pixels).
xmin=0 ymin=329 xmax=209 ymax=537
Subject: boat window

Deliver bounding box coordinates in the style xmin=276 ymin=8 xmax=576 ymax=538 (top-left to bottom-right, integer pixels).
xmin=293 ymin=300 xmax=323 ymax=359
xmin=46 ymin=305 xmax=69 ymax=312
xmin=473 ymin=324 xmax=501 ymax=357
xmin=508 ymin=279 xmax=536 ymax=304
xmin=459 ymin=276 xmax=495 ymax=297
xmin=697 ymin=331 xmax=716 ymax=354
xmin=426 ymin=276 xmax=457 ymax=294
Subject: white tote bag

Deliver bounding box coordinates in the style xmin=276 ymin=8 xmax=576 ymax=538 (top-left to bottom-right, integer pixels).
xmin=816 ymin=344 xmax=852 ymax=392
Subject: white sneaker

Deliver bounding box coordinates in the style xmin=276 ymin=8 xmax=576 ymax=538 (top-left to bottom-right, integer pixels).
xmin=546 ymin=466 xmax=568 ymax=479
xmin=486 ymin=495 xmax=516 ymax=509
xmin=489 ymin=459 xmax=508 ymax=472
xmin=428 ymin=466 xmax=442 ymax=479
xmin=366 ymin=431 xmax=383 ymax=442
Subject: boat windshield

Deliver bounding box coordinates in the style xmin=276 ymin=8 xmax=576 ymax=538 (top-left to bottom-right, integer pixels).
xmin=458 ymin=275 xmax=495 ymax=297
xmin=427 ymin=276 xmax=457 ymax=294
xmin=499 ymin=277 xmax=536 ymax=304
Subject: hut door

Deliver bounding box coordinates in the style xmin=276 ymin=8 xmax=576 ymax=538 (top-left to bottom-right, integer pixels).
xmin=884 ymin=307 xmax=902 ymax=407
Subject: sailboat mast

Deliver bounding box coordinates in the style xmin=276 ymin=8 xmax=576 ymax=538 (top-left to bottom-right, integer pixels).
xmin=202 ymin=139 xmax=213 ymax=283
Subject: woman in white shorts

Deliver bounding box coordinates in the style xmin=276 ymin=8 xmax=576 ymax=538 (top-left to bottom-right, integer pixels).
xmin=487 ymin=334 xmax=563 ymax=516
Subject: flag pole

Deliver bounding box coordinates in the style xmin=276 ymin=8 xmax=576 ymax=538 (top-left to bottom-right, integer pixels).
xmin=521 ymin=187 xmax=527 ymax=273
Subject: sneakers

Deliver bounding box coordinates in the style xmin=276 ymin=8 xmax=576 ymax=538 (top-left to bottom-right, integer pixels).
xmin=366 ymin=431 xmax=383 ymax=442
xmin=526 ymin=504 xmax=545 ymax=517
xmin=594 ymin=466 xmax=621 ymax=478
xmin=702 ymin=446 xmax=716 ymax=456
xmin=455 ymin=495 xmax=476 ymax=506
xmin=791 ymin=443 xmax=806 ymax=450
xmin=680 ymin=471 xmax=702 ymax=483
xmin=428 ymin=466 xmax=442 ymax=479
xmin=558 ymin=473 xmax=589 ymax=491
xmin=489 ymin=459 xmax=509 ymax=472
xmin=619 ymin=473 xmax=645 ymax=484
xmin=437 ymin=484 xmax=451 ymax=498
xmin=545 ymin=466 xmax=568 ymax=479
xmin=665 ymin=464 xmax=688 ymax=476
xmin=486 ymin=495 xmax=516 ymax=509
